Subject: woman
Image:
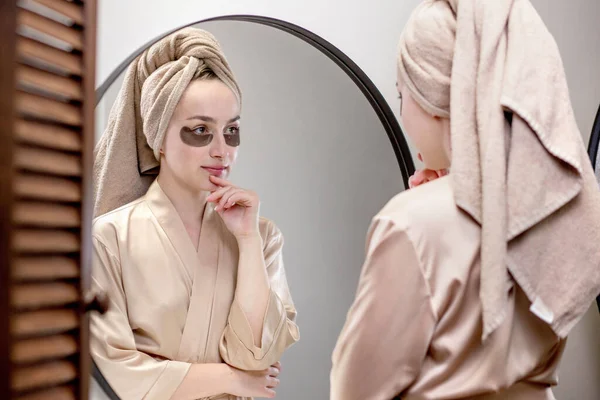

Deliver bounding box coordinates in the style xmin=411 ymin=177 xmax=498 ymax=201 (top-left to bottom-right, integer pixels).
xmin=91 ymin=28 xmax=299 ymax=400
xmin=331 ymin=1 xmax=600 ymax=399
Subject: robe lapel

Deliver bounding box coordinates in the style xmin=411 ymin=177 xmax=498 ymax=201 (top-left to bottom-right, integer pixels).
xmin=176 ymin=203 xmax=223 ymax=363
xmin=144 ymin=180 xmax=196 ymax=294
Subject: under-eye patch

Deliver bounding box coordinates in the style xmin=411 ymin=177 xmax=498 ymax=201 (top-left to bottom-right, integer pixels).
xmin=180 ymin=127 xmax=240 ymax=147
xmin=180 ymin=127 xmax=213 ymax=147
xmin=224 ymin=130 xmax=240 ymax=147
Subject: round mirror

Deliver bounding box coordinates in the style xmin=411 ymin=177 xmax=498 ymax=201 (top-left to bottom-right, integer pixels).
xmin=90 ymin=16 xmax=413 ymax=400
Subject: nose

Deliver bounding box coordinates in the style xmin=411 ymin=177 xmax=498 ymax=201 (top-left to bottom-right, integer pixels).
xmin=209 ymin=133 xmax=227 ymax=159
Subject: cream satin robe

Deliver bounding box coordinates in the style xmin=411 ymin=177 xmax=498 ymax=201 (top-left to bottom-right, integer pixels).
xmin=331 ymin=176 xmax=565 ymax=400
xmin=90 ymin=180 xmax=299 ymax=400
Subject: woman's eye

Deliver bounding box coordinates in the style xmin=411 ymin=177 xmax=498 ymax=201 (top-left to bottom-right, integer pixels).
xmin=192 ymin=126 xmax=207 ymax=135
xmin=227 ymin=126 xmax=240 ymax=134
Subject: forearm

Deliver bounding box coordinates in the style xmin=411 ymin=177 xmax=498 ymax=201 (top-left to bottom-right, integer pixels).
xmin=235 ymin=235 xmax=271 ymax=347
xmin=171 ymin=363 xmax=232 ymax=400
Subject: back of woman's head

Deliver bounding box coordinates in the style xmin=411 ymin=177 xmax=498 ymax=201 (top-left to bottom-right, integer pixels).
xmin=397 ymin=0 xmax=456 ymax=118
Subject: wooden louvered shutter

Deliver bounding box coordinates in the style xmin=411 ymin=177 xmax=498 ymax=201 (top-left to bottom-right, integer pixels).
xmin=0 ymin=1 xmax=99 ymax=399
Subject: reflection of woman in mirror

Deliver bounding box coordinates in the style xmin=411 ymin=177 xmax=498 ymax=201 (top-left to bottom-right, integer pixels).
xmin=331 ymin=0 xmax=600 ymax=399
xmin=91 ymin=28 xmax=299 ymax=400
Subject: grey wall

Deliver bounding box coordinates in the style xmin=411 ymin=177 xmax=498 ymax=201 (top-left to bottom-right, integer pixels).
xmin=93 ymin=20 xmax=404 ymax=399
xmin=530 ymin=1 xmax=600 ymax=399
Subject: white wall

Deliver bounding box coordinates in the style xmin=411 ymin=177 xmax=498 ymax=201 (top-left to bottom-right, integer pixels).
xmin=93 ymin=20 xmax=403 ymax=399
xmin=96 ymin=1 xmax=600 ymax=399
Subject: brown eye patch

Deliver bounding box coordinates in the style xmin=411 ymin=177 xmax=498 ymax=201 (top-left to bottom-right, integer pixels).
xmin=180 ymin=126 xmax=213 ymax=147
xmin=224 ymin=130 xmax=240 ymax=147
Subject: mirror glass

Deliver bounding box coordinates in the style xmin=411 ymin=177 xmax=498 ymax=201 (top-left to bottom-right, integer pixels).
xmin=90 ymin=19 xmax=407 ymax=400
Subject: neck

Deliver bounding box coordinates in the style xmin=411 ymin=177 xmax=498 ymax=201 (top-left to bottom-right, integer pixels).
xmin=442 ymin=118 xmax=453 ymax=167
xmin=157 ymin=169 xmax=209 ymax=225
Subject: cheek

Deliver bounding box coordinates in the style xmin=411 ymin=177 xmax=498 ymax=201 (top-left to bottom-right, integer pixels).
xmin=164 ymin=134 xmax=209 ymax=169
xmin=401 ymin=99 xmax=427 ymax=147
xmin=229 ymin=147 xmax=239 ymax=165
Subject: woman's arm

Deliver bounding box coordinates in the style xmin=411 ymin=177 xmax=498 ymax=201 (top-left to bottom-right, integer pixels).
xmin=220 ymin=220 xmax=299 ymax=371
xmin=330 ymin=216 xmax=437 ymax=400
xmin=234 ymin=234 xmax=271 ymax=346
xmin=171 ymin=363 xmax=281 ymax=400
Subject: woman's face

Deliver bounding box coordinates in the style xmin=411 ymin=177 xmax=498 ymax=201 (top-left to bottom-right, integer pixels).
xmin=161 ymin=78 xmax=241 ymax=192
xmin=397 ymin=73 xmax=451 ymax=171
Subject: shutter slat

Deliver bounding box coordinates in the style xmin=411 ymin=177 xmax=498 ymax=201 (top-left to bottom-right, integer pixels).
xmin=16 ymin=120 xmax=81 ymax=152
xmin=12 ymin=310 xmax=78 ymax=338
xmin=16 ymin=147 xmax=82 ymax=177
xmin=11 ymin=335 xmax=78 ymax=364
xmin=12 ymin=283 xmax=79 ymax=310
xmin=12 ymin=360 xmax=77 ymax=392
xmin=17 ymin=37 xmax=82 ymax=76
xmin=14 ymin=202 xmax=80 ymax=228
xmin=18 ymin=9 xmax=83 ymax=50
xmin=14 ymin=230 xmax=79 ymax=253
xmin=15 ymin=385 xmax=76 ymax=400
xmin=17 ymin=65 xmax=83 ymax=100
xmin=13 ymin=257 xmax=79 ymax=281
xmin=31 ymin=0 xmax=84 ymax=25
xmin=17 ymin=91 xmax=82 ymax=126
xmin=15 ymin=174 xmax=81 ymax=202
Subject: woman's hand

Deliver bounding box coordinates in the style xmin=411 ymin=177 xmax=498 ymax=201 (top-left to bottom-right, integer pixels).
xmin=409 ymin=153 xmax=449 ymax=189
xmin=206 ymin=175 xmax=260 ymax=239
xmin=227 ymin=362 xmax=282 ymax=398
xmin=408 ymin=168 xmax=448 ymax=188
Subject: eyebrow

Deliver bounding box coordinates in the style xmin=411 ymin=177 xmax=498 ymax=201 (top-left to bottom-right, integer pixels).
xmin=186 ymin=115 xmax=241 ymax=123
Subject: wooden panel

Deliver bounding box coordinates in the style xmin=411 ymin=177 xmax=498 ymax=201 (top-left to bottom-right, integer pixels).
xmin=17 ymin=65 xmax=83 ymax=100
xmin=15 ymin=385 xmax=76 ymax=400
xmin=12 ymin=283 xmax=79 ymax=310
xmin=15 ymin=147 xmax=81 ymax=177
xmin=16 ymin=119 xmax=81 ymax=152
xmin=12 ymin=360 xmax=77 ymax=392
xmin=14 ymin=202 xmax=80 ymax=228
xmin=12 ymin=310 xmax=78 ymax=337
xmin=0 ymin=0 xmax=18 ymax=397
xmin=17 ymin=37 xmax=82 ymax=76
xmin=32 ymin=0 xmax=84 ymax=25
xmin=17 ymin=9 xmax=83 ymax=50
xmin=11 ymin=335 xmax=77 ymax=364
xmin=79 ymin=2 xmax=99 ymax=398
xmin=13 ymin=257 xmax=79 ymax=281
xmin=15 ymin=174 xmax=81 ymax=202
xmin=17 ymin=91 xmax=81 ymax=126
xmin=14 ymin=230 xmax=80 ymax=253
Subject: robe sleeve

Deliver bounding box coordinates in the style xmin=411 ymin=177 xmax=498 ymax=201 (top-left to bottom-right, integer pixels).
xmin=219 ymin=220 xmax=300 ymax=370
xmin=90 ymin=235 xmax=191 ymax=400
xmin=330 ymin=216 xmax=437 ymax=400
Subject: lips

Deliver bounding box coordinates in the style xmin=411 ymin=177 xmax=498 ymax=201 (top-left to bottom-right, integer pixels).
xmin=202 ymin=166 xmax=227 ymax=176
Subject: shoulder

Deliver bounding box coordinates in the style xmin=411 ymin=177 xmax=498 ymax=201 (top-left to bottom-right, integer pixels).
xmin=92 ymin=196 xmax=147 ymax=244
xmin=374 ymin=176 xmax=463 ymax=245
xmin=258 ymin=217 xmax=284 ymax=248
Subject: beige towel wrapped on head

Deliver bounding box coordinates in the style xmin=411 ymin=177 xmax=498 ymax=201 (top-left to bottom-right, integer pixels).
xmin=398 ymin=0 xmax=600 ymax=340
xmin=94 ymin=27 xmax=241 ymax=217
